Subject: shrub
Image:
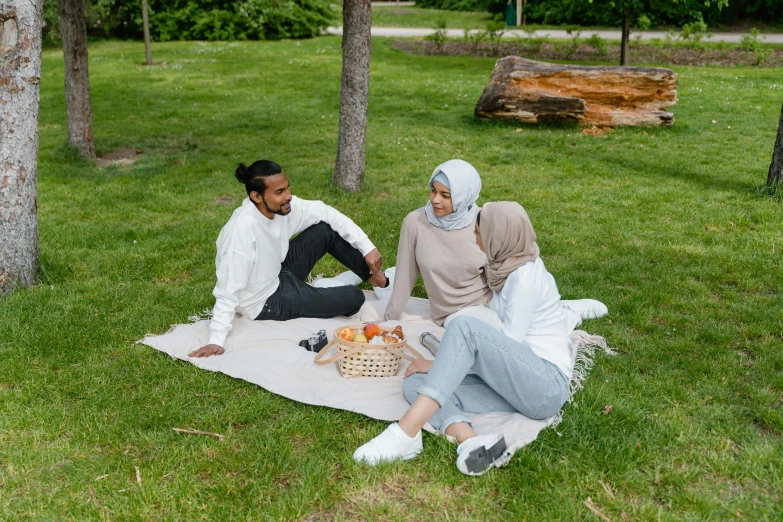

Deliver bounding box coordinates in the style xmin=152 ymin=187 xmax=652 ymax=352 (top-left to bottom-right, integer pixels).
xmin=425 ymin=19 xmax=448 ymax=51
xmin=563 ymin=24 xmax=581 ymax=59
xmin=585 ymin=33 xmax=606 ymax=57
xmin=465 ymin=26 xmax=487 ymax=53
xmin=740 ymin=28 xmax=772 ymax=66
xmin=522 ymin=26 xmax=549 ymax=54
xmin=680 ymin=20 xmax=711 ymax=50
xmin=41 ymin=0 xmax=336 ymax=44
xmin=485 ymin=20 xmax=505 ymax=55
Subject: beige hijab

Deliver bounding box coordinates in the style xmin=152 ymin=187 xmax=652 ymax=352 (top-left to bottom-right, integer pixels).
xmin=480 ymin=202 xmax=540 ymax=292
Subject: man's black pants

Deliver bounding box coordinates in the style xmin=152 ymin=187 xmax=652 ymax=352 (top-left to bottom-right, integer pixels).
xmin=255 ymin=222 xmax=371 ymax=321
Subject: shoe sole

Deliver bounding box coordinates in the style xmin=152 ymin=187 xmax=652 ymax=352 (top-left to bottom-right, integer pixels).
xmin=463 ymin=435 xmax=507 ymax=476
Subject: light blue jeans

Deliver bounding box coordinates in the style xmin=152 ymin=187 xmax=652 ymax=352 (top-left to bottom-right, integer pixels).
xmin=403 ymin=316 xmax=570 ymax=432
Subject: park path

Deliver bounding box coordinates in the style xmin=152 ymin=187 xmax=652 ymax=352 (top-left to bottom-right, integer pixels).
xmin=327 ymin=26 xmax=783 ymax=44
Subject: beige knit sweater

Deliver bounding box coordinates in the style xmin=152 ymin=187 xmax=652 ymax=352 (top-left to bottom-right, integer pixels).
xmin=384 ymin=208 xmax=492 ymax=325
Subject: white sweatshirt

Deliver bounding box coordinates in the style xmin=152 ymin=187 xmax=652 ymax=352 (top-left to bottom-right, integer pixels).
xmin=492 ymin=257 xmax=573 ymax=378
xmin=207 ymin=196 xmax=376 ymax=347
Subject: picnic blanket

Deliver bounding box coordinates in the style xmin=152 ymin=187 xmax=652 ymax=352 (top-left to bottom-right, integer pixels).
xmin=138 ymin=292 xmax=612 ymax=455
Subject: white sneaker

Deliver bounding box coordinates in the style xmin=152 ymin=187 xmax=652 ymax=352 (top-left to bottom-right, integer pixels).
xmin=311 ymin=270 xmax=362 ymax=289
xmin=372 ymin=267 xmax=396 ymax=300
xmin=334 ymin=270 xmax=362 ymax=286
xmin=353 ymin=422 xmax=422 ymax=465
xmin=456 ymin=433 xmax=508 ymax=476
xmin=562 ymin=299 xmax=608 ymax=320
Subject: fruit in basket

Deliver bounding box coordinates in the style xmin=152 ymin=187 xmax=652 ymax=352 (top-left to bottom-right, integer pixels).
xmin=392 ymin=325 xmax=404 ymax=340
xmin=363 ymin=323 xmax=381 ymax=339
xmin=353 ymin=332 xmax=368 ymax=343
xmin=337 ymin=327 xmax=355 ymax=341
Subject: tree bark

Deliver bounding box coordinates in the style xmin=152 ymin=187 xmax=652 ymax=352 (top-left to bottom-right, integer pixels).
xmin=475 ymin=57 xmax=677 ymax=127
xmin=0 ymin=1 xmax=42 ymax=293
xmin=142 ymin=0 xmax=152 ymax=66
xmin=59 ymin=0 xmax=95 ymax=160
xmin=620 ymin=3 xmax=631 ymax=66
xmin=333 ymin=0 xmax=371 ymax=192
xmin=768 ymin=101 xmax=783 ymax=186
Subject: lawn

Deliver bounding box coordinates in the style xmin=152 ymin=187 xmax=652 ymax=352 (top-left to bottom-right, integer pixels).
xmin=1 ymin=37 xmax=782 ymax=520
xmin=341 ymin=5 xmax=496 ymax=29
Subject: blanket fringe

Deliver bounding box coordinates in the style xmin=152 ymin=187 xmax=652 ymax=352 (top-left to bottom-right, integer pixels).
xmin=307 ymin=273 xmax=325 ymax=286
xmin=187 ymin=308 xmax=213 ymax=324
xmin=551 ymin=331 xmax=617 ymax=433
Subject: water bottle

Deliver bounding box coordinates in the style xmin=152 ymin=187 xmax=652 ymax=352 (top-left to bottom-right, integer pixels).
xmin=419 ymin=332 xmax=440 ymax=356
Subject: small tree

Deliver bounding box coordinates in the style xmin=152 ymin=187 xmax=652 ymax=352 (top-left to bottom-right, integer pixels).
xmin=59 ymin=0 xmax=95 ymax=159
xmin=333 ymin=0 xmax=371 ymax=192
xmin=0 ymin=0 xmax=43 ymax=293
xmin=587 ymin=0 xmax=729 ymax=66
xmin=768 ymin=102 xmax=783 ymax=188
xmin=142 ymin=0 xmax=152 ymax=65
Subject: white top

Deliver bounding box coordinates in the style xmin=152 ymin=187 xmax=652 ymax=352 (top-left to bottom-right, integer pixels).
xmin=492 ymin=257 xmax=573 ymax=378
xmin=207 ymin=196 xmax=376 ymax=347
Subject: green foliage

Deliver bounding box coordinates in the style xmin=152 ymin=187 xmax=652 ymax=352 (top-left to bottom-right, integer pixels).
xmin=41 ymin=0 xmax=336 ymax=44
xmin=522 ymin=26 xmax=550 ymax=53
xmin=563 ymin=24 xmax=582 ymax=59
xmin=425 ymin=18 xmax=449 ymax=50
xmin=464 ymin=25 xmax=487 ymax=52
xmin=680 ymin=20 xmax=711 ymax=49
xmin=585 ymin=32 xmax=607 ymax=56
xmin=520 ymin=0 xmax=782 ymax=27
xmin=484 ymin=19 xmax=506 ymax=54
xmin=741 ymin=28 xmax=772 ymax=66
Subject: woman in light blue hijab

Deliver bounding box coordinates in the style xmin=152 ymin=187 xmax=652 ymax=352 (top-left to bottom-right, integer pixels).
xmin=424 ymin=160 xmax=483 ymax=231
xmin=383 ymin=159 xmax=493 ymax=325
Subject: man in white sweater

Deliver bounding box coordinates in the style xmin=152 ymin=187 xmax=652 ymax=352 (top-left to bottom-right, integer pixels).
xmin=189 ymin=160 xmax=388 ymax=358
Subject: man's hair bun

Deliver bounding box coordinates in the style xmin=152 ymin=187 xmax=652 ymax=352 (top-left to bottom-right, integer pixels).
xmin=233 ymin=160 xmax=283 ymax=195
xmin=235 ymin=163 xmax=251 ymax=183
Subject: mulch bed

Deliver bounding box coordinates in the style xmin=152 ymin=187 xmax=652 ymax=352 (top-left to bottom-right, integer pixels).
xmin=388 ymin=39 xmax=783 ymax=67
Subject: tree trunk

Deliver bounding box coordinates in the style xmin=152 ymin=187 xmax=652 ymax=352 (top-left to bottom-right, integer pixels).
xmin=142 ymin=0 xmax=152 ymax=66
xmin=768 ymin=101 xmax=783 ymax=186
xmin=333 ymin=0 xmax=371 ymax=192
xmin=620 ymin=3 xmax=631 ymax=66
xmin=0 ymin=0 xmax=42 ymax=293
xmin=59 ymin=0 xmax=95 ymax=160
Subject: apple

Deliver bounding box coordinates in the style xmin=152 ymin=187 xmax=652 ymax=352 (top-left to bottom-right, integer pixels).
xmin=364 ymin=323 xmax=381 ymax=340
xmin=353 ymin=332 xmax=368 ymax=343
xmin=337 ymin=327 xmax=354 ymax=341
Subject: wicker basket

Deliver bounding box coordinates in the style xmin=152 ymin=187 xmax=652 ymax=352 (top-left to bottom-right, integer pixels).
xmin=314 ymin=324 xmax=424 ymax=378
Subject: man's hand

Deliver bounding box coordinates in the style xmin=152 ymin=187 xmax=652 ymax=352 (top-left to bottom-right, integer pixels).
xmin=404 ymin=358 xmax=433 ymax=378
xmin=364 ymin=248 xmax=383 ymax=274
xmin=188 ymin=344 xmax=225 ymax=358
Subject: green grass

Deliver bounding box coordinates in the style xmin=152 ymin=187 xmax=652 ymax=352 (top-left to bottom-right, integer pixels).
xmin=1 ymin=37 xmax=782 ymax=520
xmin=357 ymin=5 xmax=495 ymax=29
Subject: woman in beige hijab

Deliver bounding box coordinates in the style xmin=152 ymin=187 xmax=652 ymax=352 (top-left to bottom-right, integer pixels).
xmin=354 ymin=202 xmax=576 ymax=476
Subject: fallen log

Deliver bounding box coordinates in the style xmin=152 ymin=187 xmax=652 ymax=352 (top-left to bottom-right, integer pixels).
xmin=475 ymin=57 xmax=677 ymax=127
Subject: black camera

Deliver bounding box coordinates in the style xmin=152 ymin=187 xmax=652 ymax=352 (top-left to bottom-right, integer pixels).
xmin=299 ymin=329 xmax=328 ymax=353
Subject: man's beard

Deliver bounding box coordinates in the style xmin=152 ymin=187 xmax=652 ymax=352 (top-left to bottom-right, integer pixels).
xmin=261 ymin=193 xmax=291 ymax=216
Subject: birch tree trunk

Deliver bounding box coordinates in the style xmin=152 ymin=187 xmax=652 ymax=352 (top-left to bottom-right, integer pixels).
xmin=768 ymin=101 xmax=783 ymax=187
xmin=0 ymin=0 xmax=42 ymax=293
xmin=332 ymin=0 xmax=371 ymax=192
xmin=142 ymin=0 xmax=152 ymax=66
xmin=59 ymin=0 xmax=95 ymax=159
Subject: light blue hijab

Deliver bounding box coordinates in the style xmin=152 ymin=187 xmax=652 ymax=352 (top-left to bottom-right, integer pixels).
xmin=424 ymin=159 xmax=482 ymax=230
